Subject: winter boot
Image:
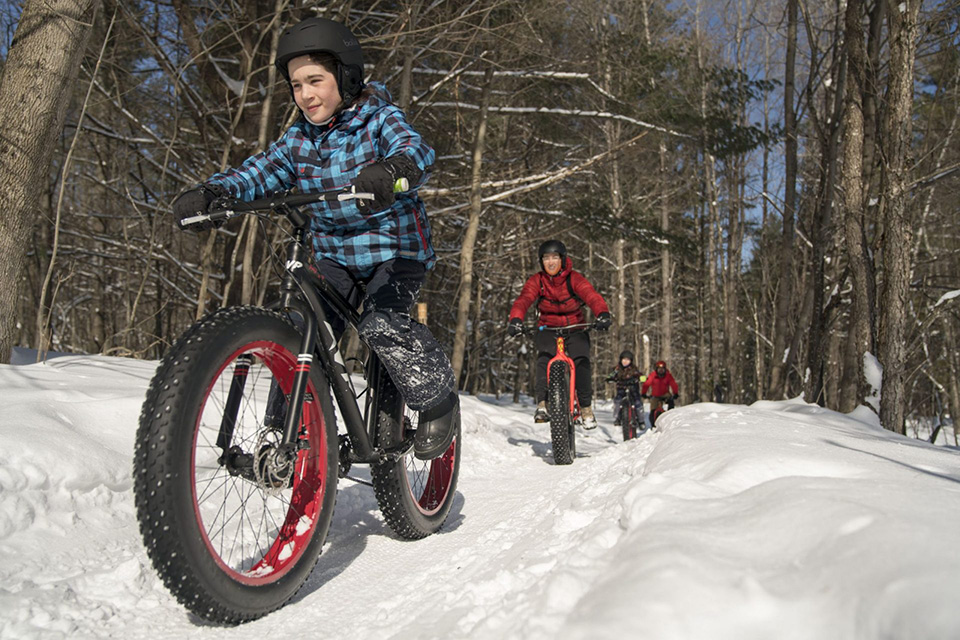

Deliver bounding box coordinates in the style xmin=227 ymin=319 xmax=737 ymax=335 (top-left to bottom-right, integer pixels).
xmin=581 ymin=405 xmax=598 ymax=429
xmin=414 ymin=391 xmax=459 ymax=460
xmin=534 ymin=401 xmax=549 ymax=423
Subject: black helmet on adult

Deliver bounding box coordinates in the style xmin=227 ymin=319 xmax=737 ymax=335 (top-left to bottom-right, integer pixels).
xmin=275 ymin=18 xmax=365 ymax=102
xmin=619 ymin=350 xmax=634 ymax=362
xmin=537 ymin=239 xmax=567 ymax=261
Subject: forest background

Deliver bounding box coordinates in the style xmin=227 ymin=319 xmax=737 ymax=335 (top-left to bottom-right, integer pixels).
xmin=0 ymin=0 xmax=956 ymax=441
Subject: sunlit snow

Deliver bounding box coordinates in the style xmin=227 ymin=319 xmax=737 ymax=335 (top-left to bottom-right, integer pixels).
xmin=1 ymin=353 xmax=958 ymax=639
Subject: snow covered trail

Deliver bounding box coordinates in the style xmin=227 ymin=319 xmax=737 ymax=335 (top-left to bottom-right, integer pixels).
xmin=1 ymin=355 xmax=959 ymax=639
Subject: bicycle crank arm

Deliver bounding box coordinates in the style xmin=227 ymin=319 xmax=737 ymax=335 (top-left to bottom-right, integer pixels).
xmin=345 ymin=438 xmax=415 ymax=465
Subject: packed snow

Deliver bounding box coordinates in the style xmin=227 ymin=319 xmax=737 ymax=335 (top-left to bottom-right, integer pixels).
xmin=1 ymin=353 xmax=959 ymax=639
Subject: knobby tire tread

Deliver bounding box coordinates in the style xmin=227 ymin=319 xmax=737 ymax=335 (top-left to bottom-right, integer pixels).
xmin=370 ymin=382 xmax=461 ymax=540
xmin=548 ymin=362 xmax=574 ymax=465
xmin=621 ymin=403 xmax=633 ymax=441
xmin=133 ymin=306 xmax=337 ymax=624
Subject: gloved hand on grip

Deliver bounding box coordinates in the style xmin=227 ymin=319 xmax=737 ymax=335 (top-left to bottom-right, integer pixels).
xmin=354 ymin=155 xmax=423 ymax=211
xmin=593 ymin=312 xmax=612 ymax=331
xmin=173 ymin=184 xmax=226 ymax=232
xmin=507 ymin=318 xmax=523 ymax=337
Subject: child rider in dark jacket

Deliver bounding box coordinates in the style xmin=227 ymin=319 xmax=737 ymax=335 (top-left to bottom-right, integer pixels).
xmin=171 ymin=18 xmax=457 ymax=460
xmin=606 ymin=350 xmax=644 ymax=426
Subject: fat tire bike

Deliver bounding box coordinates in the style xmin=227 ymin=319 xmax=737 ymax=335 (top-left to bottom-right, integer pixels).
xmin=614 ymin=385 xmax=644 ymax=441
xmin=647 ymin=393 xmax=676 ymax=428
xmin=520 ymin=323 xmax=595 ymax=465
xmin=133 ymin=187 xmax=460 ymax=624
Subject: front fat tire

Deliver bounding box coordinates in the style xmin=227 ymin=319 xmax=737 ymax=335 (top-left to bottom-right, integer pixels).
xmin=548 ymin=362 xmax=574 ymax=465
xmin=133 ymin=307 xmax=338 ymax=624
xmin=371 ymin=383 xmax=461 ymax=540
xmin=621 ymin=405 xmax=633 ymax=441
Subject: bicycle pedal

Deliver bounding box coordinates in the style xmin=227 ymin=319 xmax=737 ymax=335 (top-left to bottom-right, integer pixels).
xmin=379 ymin=439 xmax=415 ymax=462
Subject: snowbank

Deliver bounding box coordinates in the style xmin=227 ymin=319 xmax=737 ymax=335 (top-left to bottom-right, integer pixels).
xmin=1 ymin=356 xmax=958 ymax=639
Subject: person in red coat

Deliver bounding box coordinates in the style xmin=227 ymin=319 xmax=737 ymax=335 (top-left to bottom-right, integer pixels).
xmin=507 ymin=240 xmax=611 ymax=427
xmin=642 ymin=360 xmax=679 ymax=424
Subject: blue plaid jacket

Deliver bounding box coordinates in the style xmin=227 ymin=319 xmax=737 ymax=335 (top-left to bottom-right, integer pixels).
xmin=206 ymin=83 xmax=436 ymax=276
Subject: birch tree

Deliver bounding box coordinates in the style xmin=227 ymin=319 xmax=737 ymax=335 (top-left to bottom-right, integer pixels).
xmin=0 ymin=0 xmax=102 ymax=363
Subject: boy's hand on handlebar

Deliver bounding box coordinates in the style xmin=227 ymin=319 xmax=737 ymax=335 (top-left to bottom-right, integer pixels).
xmin=173 ymin=185 xmax=226 ymax=231
xmin=593 ymin=312 xmax=612 ymax=331
xmin=353 ymin=163 xmax=397 ymax=210
xmin=507 ymin=318 xmax=523 ymax=337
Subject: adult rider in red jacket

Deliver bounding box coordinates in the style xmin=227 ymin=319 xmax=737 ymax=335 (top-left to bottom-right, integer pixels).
xmin=642 ymin=360 xmax=679 ymax=423
xmin=507 ymin=240 xmax=611 ymax=427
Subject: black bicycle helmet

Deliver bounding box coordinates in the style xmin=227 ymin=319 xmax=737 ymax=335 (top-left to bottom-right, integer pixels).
xmin=275 ymin=18 xmax=364 ymax=102
xmin=537 ymin=239 xmax=567 ymax=261
xmin=619 ymin=350 xmax=634 ymax=362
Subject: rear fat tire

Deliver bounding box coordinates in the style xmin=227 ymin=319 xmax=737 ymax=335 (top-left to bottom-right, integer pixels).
xmin=371 ymin=380 xmax=460 ymax=539
xmin=133 ymin=307 xmax=338 ymax=624
xmin=548 ymin=361 xmax=574 ymax=465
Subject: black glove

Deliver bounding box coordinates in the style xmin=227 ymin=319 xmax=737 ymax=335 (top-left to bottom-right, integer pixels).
xmin=354 ymin=156 xmax=423 ymax=210
xmin=507 ymin=318 xmax=523 ymax=337
xmin=593 ymin=312 xmax=612 ymax=331
xmin=673 ymin=393 xmax=680 ymax=400
xmin=173 ymin=184 xmax=226 ymax=232
xmin=641 ymin=394 xmax=650 ymax=399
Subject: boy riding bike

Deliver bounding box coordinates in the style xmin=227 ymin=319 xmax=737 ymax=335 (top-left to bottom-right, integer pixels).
xmin=642 ymin=359 xmax=679 ymax=426
xmin=507 ymin=240 xmax=611 ymax=428
xmin=606 ymin=350 xmax=644 ymax=426
xmin=172 ymin=17 xmax=457 ymax=460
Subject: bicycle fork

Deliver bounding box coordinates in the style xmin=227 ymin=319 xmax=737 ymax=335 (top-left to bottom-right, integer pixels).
xmin=546 ymin=336 xmax=579 ymax=418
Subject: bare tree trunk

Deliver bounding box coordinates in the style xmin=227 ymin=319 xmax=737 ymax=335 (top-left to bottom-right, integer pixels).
xmin=600 ymin=12 xmax=626 ymax=346
xmin=0 ymin=0 xmax=102 ymax=362
xmin=399 ymin=0 xmax=421 ymax=110
xmin=698 ymin=200 xmax=709 ymax=401
xmin=878 ymin=0 xmax=922 ymax=435
xmin=707 ymin=155 xmax=721 ymax=388
xmin=643 ymin=0 xmax=671 ymax=363
xmin=631 ymin=246 xmax=642 ymax=358
xmin=724 ymin=165 xmax=742 ymax=402
xmin=242 ymin=0 xmax=286 ymax=306
xmin=659 ymin=140 xmax=672 ymax=364
xmin=769 ymin=0 xmax=798 ymax=398
xmin=451 ymin=66 xmax=493 ymax=382
xmin=807 ymin=31 xmax=846 ymax=407
xmin=944 ymin=318 xmax=960 ymax=446
xmin=36 ymin=10 xmax=116 ymax=357
xmin=839 ymin=0 xmax=876 ymax=412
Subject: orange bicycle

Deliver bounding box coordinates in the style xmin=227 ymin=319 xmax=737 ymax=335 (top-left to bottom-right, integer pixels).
xmin=521 ymin=323 xmax=594 ymax=465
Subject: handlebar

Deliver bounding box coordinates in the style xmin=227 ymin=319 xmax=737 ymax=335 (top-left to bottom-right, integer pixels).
xmin=178 ymin=177 xmax=410 ymax=231
xmin=517 ymin=322 xmax=595 ymax=337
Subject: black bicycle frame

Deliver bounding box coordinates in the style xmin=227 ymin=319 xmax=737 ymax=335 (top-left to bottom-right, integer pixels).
xmin=216 ymin=202 xmax=403 ymax=467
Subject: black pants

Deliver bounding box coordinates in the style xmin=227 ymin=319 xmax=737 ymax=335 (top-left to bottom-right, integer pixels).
xmin=534 ymin=330 xmax=592 ymax=407
xmin=315 ymin=258 xmax=455 ymax=411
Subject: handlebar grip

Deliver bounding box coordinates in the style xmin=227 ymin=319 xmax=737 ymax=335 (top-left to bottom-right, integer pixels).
xmin=178 ymin=209 xmax=235 ymax=229
xmin=393 ymin=177 xmax=410 ymax=193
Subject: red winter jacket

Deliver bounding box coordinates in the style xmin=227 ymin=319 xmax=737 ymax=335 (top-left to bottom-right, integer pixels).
xmin=642 ymin=369 xmax=679 ymax=397
xmin=509 ymin=256 xmax=609 ymax=328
